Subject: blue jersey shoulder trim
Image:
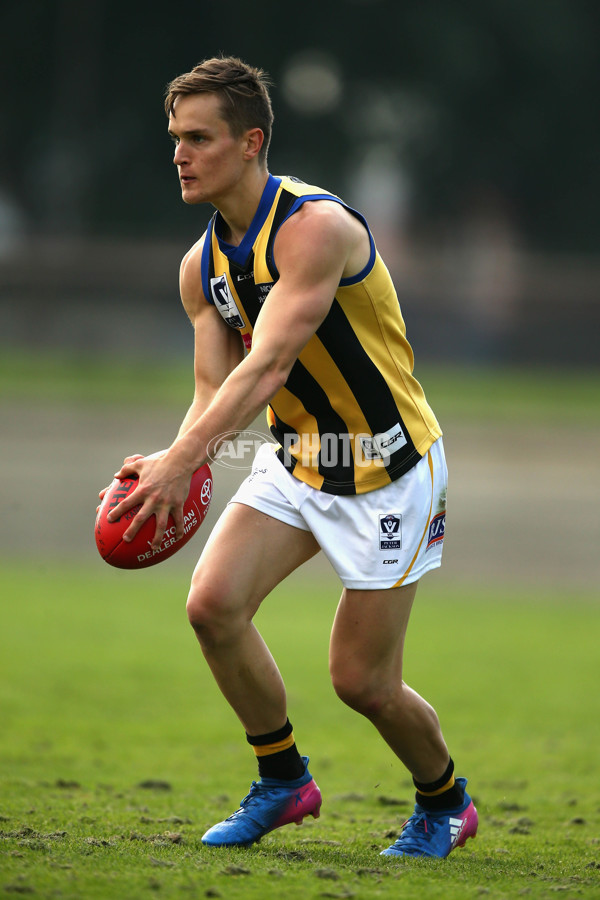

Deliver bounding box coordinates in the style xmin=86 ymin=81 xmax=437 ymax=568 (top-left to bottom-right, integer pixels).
xmin=338 ymin=206 xmax=376 ymax=286
xmin=201 ymin=217 xmax=215 ymax=304
xmin=273 ymin=194 xmax=376 ymax=284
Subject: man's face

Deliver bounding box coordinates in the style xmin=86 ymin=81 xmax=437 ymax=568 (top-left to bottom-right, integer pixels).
xmin=168 ymin=93 xmax=246 ymax=205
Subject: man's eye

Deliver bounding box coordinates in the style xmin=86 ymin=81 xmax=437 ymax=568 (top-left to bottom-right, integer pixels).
xmin=192 ymin=135 xmax=205 ymax=144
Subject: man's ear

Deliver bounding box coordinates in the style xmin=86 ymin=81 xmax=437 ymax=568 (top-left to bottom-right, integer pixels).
xmin=243 ymin=128 xmax=264 ymax=160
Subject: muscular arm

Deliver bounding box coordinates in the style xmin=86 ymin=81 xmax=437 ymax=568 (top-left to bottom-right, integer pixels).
xmin=173 ymin=202 xmax=369 ymax=465
xmin=110 ymin=201 xmax=369 ymax=547
xmin=177 ymin=239 xmax=245 ymax=438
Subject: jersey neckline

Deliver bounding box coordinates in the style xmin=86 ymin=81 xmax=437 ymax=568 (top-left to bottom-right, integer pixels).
xmin=213 ymin=173 xmax=282 ymax=266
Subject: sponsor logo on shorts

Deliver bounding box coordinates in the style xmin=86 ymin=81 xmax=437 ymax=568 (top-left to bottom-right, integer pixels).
xmin=383 ymin=559 xmax=399 ymax=565
xmin=248 ymin=466 xmax=268 ymax=483
xmin=426 ymin=511 xmax=445 ymax=551
xmin=379 ymin=514 xmax=402 ymax=550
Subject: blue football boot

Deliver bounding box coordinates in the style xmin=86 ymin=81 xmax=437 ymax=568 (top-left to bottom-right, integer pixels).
xmin=201 ymin=756 xmax=322 ymax=847
xmin=381 ymin=777 xmax=478 ymax=858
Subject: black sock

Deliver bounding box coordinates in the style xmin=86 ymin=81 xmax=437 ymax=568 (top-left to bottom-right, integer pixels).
xmin=413 ymin=758 xmax=464 ymax=811
xmin=246 ymin=719 xmax=305 ymax=781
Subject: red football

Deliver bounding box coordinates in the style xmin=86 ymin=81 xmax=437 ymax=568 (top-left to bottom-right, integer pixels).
xmin=95 ymin=464 xmax=213 ymax=569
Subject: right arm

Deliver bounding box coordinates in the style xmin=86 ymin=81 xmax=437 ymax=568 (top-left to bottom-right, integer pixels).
xmin=99 ymin=236 xmax=243 ymax=509
xmin=177 ymin=236 xmax=245 ymax=437
xmin=110 ymin=200 xmax=358 ymax=545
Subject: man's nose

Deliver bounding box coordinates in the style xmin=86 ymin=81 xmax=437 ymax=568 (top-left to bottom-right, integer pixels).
xmin=173 ymin=142 xmax=188 ymax=165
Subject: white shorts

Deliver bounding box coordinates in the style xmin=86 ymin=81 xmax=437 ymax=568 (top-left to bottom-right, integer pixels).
xmin=228 ymin=438 xmax=448 ymax=590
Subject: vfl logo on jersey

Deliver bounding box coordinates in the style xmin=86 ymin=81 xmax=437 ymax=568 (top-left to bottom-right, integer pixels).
xmin=210 ymin=275 xmax=245 ymax=329
xmin=361 ymin=423 xmax=408 ymax=461
xmin=426 ymin=511 xmax=445 ymax=551
xmin=379 ymin=514 xmax=402 ymax=550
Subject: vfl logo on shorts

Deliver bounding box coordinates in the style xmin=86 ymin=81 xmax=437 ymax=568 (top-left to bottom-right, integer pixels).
xmin=379 ymin=514 xmax=402 ymax=550
xmin=210 ymin=274 xmax=245 ymax=329
xmin=426 ymin=511 xmax=445 ymax=551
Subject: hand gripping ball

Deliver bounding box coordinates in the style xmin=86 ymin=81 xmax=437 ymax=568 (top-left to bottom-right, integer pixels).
xmin=95 ymin=464 xmax=213 ymax=569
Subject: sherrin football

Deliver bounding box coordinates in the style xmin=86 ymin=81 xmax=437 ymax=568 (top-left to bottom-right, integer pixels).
xmin=95 ymin=463 xmax=213 ymax=569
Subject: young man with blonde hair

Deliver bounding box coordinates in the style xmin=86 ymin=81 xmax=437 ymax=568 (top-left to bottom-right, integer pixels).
xmin=105 ymin=55 xmax=478 ymax=857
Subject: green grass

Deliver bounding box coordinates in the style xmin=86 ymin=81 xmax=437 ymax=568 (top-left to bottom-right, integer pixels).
xmin=422 ymin=363 xmax=600 ymax=424
xmin=0 ymin=351 xmax=195 ymax=408
xmin=2 ymin=348 xmax=600 ymax=423
xmin=2 ymin=354 xmax=599 ymax=895
xmin=1 ymin=564 xmax=599 ymax=899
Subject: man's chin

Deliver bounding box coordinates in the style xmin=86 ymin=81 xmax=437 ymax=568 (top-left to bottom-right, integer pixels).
xmin=181 ymin=190 xmax=202 ymax=205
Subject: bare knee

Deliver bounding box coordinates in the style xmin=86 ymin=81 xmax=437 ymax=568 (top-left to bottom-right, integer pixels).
xmin=186 ymin=581 xmax=218 ymax=638
xmin=330 ymin=659 xmax=397 ymax=719
xmin=186 ymin=573 xmax=242 ymax=647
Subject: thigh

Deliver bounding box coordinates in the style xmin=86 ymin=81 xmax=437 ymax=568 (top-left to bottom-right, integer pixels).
xmin=329 ymin=582 xmax=419 ymax=678
xmin=191 ymin=500 xmax=321 ymax=619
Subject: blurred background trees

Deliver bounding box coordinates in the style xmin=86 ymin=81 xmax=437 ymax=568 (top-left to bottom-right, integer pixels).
xmin=1 ymin=0 xmax=598 ymax=364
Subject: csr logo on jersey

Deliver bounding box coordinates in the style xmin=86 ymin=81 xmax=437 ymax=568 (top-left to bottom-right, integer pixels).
xmin=360 ymin=423 xmax=408 ymax=462
xmin=210 ymin=274 xmax=245 ymax=328
xmin=379 ymin=514 xmax=402 ymax=550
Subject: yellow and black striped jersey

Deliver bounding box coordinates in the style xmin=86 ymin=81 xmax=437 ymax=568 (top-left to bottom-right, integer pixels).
xmin=201 ymin=174 xmax=442 ymax=495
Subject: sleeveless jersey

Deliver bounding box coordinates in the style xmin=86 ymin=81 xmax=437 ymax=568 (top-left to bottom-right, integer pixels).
xmin=201 ymin=174 xmax=442 ymax=495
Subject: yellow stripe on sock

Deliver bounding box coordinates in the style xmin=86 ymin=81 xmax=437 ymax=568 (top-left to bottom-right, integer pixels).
xmin=252 ymin=733 xmax=295 ymax=757
xmin=417 ymin=774 xmax=456 ymax=797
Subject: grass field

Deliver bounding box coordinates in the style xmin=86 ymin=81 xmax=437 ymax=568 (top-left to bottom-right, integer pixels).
xmin=1 ymin=564 xmax=599 ymax=899
xmin=1 ymin=356 xmax=599 ymax=897
xmin=3 ymin=349 xmax=600 ymax=423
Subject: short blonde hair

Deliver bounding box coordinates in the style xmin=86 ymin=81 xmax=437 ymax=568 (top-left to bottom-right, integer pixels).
xmin=165 ymin=56 xmax=274 ymax=164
